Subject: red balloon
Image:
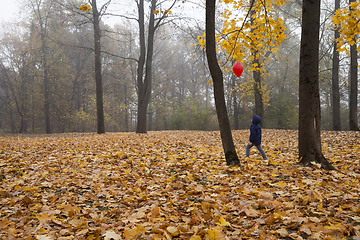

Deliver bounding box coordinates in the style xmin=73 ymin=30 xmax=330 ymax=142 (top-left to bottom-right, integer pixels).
xmin=233 ymin=62 xmax=243 ymax=77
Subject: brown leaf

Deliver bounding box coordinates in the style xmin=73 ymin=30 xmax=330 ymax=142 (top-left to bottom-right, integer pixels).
xmin=244 ymin=208 xmax=260 ymax=218
xmin=149 ymin=205 xmax=160 ymax=218
xmin=21 ymin=196 xmax=33 ymax=206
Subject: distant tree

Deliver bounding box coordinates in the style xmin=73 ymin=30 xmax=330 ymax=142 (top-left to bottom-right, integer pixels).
xmin=78 ymin=0 xmax=114 ymax=134
xmin=135 ymin=0 xmax=176 ymax=133
xmin=28 ymin=0 xmax=55 ymax=133
xmin=90 ymin=0 xmax=105 ymax=134
xmin=332 ymin=0 xmax=360 ymax=131
xmin=0 ymin=27 xmax=37 ymax=134
xmin=230 ymin=72 xmax=240 ymax=130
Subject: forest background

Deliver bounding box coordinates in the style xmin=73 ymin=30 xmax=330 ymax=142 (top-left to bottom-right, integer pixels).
xmin=0 ymin=0 xmax=358 ymax=134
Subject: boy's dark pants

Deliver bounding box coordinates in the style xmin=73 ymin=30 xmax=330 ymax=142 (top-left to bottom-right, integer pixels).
xmin=246 ymin=143 xmax=267 ymax=159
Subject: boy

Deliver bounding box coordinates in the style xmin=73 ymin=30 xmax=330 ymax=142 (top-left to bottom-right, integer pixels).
xmin=246 ymin=115 xmax=267 ymax=160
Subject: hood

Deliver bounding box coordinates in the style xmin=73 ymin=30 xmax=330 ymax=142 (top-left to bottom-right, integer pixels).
xmin=252 ymin=115 xmax=261 ymax=124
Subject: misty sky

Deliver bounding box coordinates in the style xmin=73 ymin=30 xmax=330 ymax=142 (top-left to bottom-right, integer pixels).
xmin=0 ymin=1 xmax=18 ymax=24
xmin=0 ymin=0 xmax=204 ymax=26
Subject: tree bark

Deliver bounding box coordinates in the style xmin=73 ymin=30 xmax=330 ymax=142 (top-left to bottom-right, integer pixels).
xmin=349 ymin=0 xmax=359 ymax=131
xmin=349 ymin=43 xmax=358 ymax=131
xmin=253 ymin=62 xmax=264 ymax=122
xmin=331 ymin=0 xmax=341 ymax=131
xmin=298 ymin=0 xmax=335 ymax=170
xmin=40 ymin=19 xmax=51 ymax=134
xmin=206 ymin=0 xmax=240 ymax=166
xmin=250 ymin=4 xmax=264 ymax=125
xmin=231 ymin=72 xmax=239 ymax=130
xmin=92 ymin=0 xmax=105 ymax=134
xmin=136 ymin=0 xmax=159 ymax=133
xmin=136 ymin=0 xmax=148 ymax=133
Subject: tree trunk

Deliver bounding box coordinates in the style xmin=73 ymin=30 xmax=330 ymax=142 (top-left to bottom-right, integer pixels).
xmin=124 ymin=84 xmax=129 ymax=132
xmin=136 ymin=0 xmax=156 ymax=133
xmin=206 ymin=0 xmax=240 ymax=166
xmin=92 ymin=0 xmax=105 ymax=134
xmin=136 ymin=0 xmax=147 ymax=133
xmin=34 ymin=0 xmax=52 ymax=134
xmin=331 ymin=0 xmax=341 ymax=131
xmin=250 ymin=2 xmax=264 ymax=125
xmin=253 ymin=63 xmax=264 ymax=122
xmin=41 ymin=32 xmax=51 ymax=134
xmin=349 ymin=0 xmax=359 ymax=131
xmin=298 ymin=0 xmax=335 ymax=170
xmin=231 ymin=72 xmax=239 ymax=129
xmin=349 ymin=43 xmax=358 ymax=131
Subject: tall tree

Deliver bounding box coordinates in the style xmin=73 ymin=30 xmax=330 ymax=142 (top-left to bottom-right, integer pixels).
xmin=298 ymin=0 xmax=335 ymax=170
xmin=332 ymin=0 xmax=360 ymax=131
xmin=79 ymin=0 xmax=112 ymax=133
xmin=91 ymin=0 xmax=105 ymax=134
xmin=136 ymin=0 xmax=176 ymax=133
xmin=136 ymin=0 xmax=153 ymax=133
xmin=30 ymin=0 xmax=54 ymax=133
xmin=349 ymin=0 xmax=359 ymax=131
xmin=331 ymin=0 xmax=341 ymax=131
xmin=206 ymin=0 xmax=240 ymax=166
xmin=250 ymin=1 xmax=264 ymax=123
xmin=349 ymin=44 xmax=358 ymax=131
xmin=215 ymin=0 xmax=287 ymax=128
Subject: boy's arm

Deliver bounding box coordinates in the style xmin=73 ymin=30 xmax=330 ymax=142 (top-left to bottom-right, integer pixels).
xmin=249 ymin=126 xmax=255 ymax=143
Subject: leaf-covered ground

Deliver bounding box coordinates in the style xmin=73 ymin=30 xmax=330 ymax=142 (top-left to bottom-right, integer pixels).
xmin=0 ymin=130 xmax=359 ymax=240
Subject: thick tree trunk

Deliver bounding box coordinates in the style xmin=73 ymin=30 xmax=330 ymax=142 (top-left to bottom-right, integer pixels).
xmin=136 ymin=0 xmax=147 ymax=133
xmin=92 ymin=0 xmax=105 ymax=134
xmin=349 ymin=6 xmax=359 ymax=131
xmin=299 ymin=0 xmax=335 ymax=170
xmin=136 ymin=0 xmax=156 ymax=133
xmin=250 ymin=5 xmax=264 ymax=125
xmin=349 ymin=43 xmax=358 ymax=131
xmin=206 ymin=0 xmax=240 ymax=166
xmin=332 ymin=0 xmax=341 ymax=131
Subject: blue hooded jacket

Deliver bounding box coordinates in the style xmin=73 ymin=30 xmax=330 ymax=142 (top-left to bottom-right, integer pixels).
xmin=249 ymin=115 xmax=262 ymax=145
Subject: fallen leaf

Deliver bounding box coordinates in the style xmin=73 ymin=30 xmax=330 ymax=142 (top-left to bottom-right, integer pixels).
xmin=190 ymin=235 xmax=202 ymax=240
xmin=245 ymin=208 xmax=260 ymax=218
xmin=103 ymin=230 xmax=122 ymax=240
xmin=276 ymin=228 xmax=288 ymax=237
xmin=216 ymin=216 xmax=231 ymax=227
xmin=150 ymin=205 xmax=160 ymax=218
xmin=166 ymin=226 xmax=180 ymax=236
xmin=124 ymin=226 xmax=145 ymax=240
xmin=36 ymin=236 xmax=53 ymax=240
xmin=299 ymin=226 xmax=312 ymax=235
xmin=37 ymin=212 xmax=55 ymax=223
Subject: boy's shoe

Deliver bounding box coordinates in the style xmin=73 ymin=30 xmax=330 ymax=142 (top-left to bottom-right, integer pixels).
xmin=263 ymin=158 xmax=267 ymax=160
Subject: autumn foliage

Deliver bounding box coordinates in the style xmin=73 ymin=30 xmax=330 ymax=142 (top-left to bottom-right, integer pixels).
xmin=0 ymin=130 xmax=359 ymax=239
xmin=332 ymin=2 xmax=360 ymax=52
